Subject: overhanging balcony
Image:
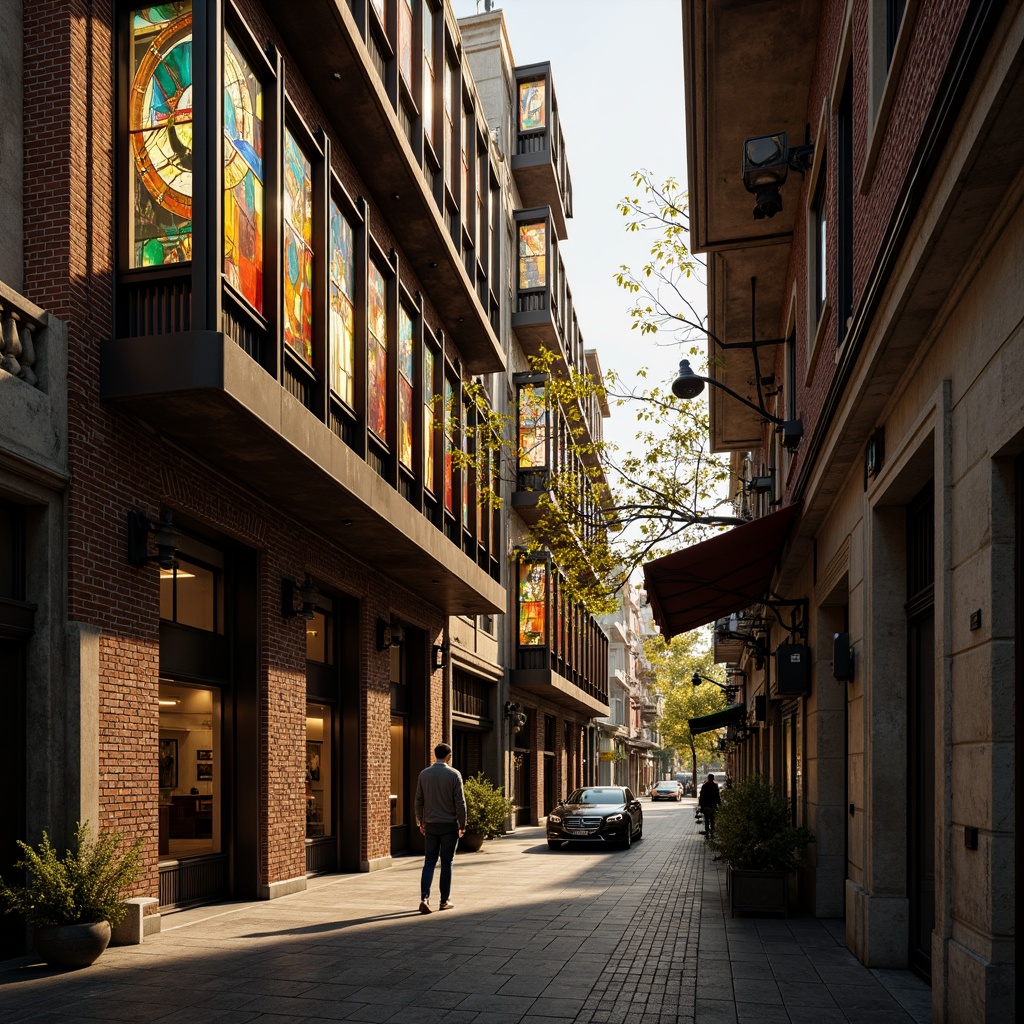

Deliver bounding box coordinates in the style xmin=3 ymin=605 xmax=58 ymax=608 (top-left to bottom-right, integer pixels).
xmin=514 ymin=555 xmax=609 ymax=716
xmin=511 ymin=63 xmax=573 ymax=240
xmin=101 ymin=331 xmax=504 ymax=616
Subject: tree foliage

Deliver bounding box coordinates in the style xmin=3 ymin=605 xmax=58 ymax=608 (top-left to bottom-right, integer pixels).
xmin=448 ymin=171 xmax=738 ymax=613
xmin=645 ymin=630 xmax=728 ymax=774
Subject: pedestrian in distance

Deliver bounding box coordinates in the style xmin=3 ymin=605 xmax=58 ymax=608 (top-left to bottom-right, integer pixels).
xmin=698 ymin=773 xmax=721 ymax=840
xmin=414 ymin=741 xmax=466 ymax=914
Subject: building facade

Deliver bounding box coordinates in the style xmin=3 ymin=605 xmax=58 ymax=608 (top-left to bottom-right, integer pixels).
xmin=649 ymin=1 xmax=1022 ymax=1019
xmin=1 ymin=0 xmax=616 ymax=959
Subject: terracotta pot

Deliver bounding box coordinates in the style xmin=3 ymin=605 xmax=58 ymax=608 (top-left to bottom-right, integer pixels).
xmin=456 ymin=830 xmax=486 ymax=853
xmin=33 ymin=920 xmax=111 ymax=968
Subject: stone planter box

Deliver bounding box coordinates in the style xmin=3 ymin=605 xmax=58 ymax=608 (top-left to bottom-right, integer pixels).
xmin=728 ymin=868 xmax=788 ymax=917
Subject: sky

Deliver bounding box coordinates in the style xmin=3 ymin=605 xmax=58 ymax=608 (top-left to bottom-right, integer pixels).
xmin=451 ymin=0 xmax=703 ymax=454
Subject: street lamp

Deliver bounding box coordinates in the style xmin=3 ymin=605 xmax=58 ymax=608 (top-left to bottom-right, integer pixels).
xmin=672 ymin=360 xmax=803 ymax=450
xmin=692 ymin=671 xmax=740 ymax=703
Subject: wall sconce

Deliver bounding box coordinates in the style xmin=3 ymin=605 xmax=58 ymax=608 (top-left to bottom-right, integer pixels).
xmin=127 ymin=509 xmax=181 ymax=569
xmin=673 ymin=360 xmax=803 ymax=450
xmin=281 ymin=574 xmax=318 ymax=620
xmin=432 ymin=641 xmax=449 ymax=670
xmin=377 ymin=617 xmax=405 ymax=650
xmin=504 ymin=701 xmax=527 ymax=733
xmin=746 ymin=474 xmax=774 ymax=494
xmin=741 ymin=131 xmax=814 ymax=219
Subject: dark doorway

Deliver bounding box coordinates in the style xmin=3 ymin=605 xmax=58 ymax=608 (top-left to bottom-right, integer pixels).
xmin=906 ymin=482 xmax=935 ymax=981
xmin=0 ymin=499 xmax=29 ymax=959
xmin=1015 ymin=456 xmax=1024 ymax=1004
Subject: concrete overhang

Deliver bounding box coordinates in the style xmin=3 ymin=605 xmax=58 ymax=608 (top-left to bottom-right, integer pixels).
xmin=510 ymin=667 xmax=610 ymax=717
xmin=683 ymin=0 xmax=820 ymax=450
xmin=262 ymin=0 xmax=504 ymax=375
xmin=101 ymin=331 xmax=505 ymax=616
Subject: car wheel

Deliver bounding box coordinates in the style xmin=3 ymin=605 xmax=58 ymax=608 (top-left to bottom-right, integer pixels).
xmin=635 ymin=823 xmax=643 ymax=841
xmin=547 ymin=840 xmax=562 ymax=850
xmin=621 ymin=826 xmax=632 ymax=850
xmin=675 ymin=794 xmax=681 ymax=802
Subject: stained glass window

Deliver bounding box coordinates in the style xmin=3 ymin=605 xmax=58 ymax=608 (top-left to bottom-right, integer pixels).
xmin=284 ymin=131 xmax=314 ymax=364
xmin=422 ymin=3 xmax=435 ymax=145
xmin=519 ymin=384 xmax=548 ymax=467
xmin=223 ymin=33 xmax=264 ymax=312
xmin=519 ymin=221 xmax=546 ymax=290
xmin=518 ymin=561 xmax=547 ymax=646
xmin=443 ymin=378 xmax=454 ymax=514
xmin=129 ymin=3 xmax=194 ymax=267
xmin=423 ymin=347 xmax=436 ymax=492
xmin=330 ymin=200 xmax=355 ymax=405
xmin=398 ymin=306 xmax=414 ymax=469
xmin=519 ymin=78 xmax=545 ymax=132
xmin=399 ymin=0 xmax=414 ymax=87
xmin=461 ymin=107 xmax=469 ymax=218
xmin=367 ymin=262 xmax=388 ymax=439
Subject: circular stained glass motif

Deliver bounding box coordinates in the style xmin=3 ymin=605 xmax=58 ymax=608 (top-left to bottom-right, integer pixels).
xmin=130 ymin=12 xmax=193 ymax=218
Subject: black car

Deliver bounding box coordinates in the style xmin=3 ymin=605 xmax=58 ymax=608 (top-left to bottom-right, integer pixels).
xmin=546 ymin=786 xmax=643 ymax=849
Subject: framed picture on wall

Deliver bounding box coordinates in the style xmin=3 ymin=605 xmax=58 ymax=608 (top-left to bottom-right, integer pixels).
xmin=196 ymin=749 xmax=213 ymax=760
xmin=197 ymin=762 xmax=213 ymax=780
xmin=159 ymin=738 xmax=177 ymax=789
xmin=306 ymin=741 xmax=321 ymax=782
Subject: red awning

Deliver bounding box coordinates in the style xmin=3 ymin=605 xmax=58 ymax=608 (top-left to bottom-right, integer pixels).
xmin=643 ymin=503 xmax=800 ymax=641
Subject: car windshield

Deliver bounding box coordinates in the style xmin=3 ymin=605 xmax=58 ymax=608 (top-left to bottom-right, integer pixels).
xmin=654 ymin=783 xmax=676 ymax=790
xmin=567 ymin=788 xmax=625 ymax=804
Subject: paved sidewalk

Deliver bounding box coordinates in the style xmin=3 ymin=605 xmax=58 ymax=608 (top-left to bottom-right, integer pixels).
xmin=0 ymin=799 xmax=930 ymax=1024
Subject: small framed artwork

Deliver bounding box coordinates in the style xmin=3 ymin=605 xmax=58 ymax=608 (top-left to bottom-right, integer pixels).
xmin=196 ymin=749 xmax=213 ymax=760
xmin=197 ymin=762 xmax=213 ymax=780
xmin=306 ymin=741 xmax=321 ymax=783
xmin=159 ymin=738 xmax=177 ymax=789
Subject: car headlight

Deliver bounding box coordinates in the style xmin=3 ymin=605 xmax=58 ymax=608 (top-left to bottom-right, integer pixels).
xmin=604 ymin=813 xmax=624 ymax=823
xmin=547 ymin=813 xmax=562 ymax=824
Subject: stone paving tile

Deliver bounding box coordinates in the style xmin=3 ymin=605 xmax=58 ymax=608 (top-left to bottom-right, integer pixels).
xmin=0 ymin=801 xmax=931 ymax=1024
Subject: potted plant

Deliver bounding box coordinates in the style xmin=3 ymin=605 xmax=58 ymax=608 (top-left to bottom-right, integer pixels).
xmin=0 ymin=821 xmax=144 ymax=968
xmin=710 ymin=775 xmax=815 ymax=916
xmin=459 ymin=772 xmax=515 ymax=852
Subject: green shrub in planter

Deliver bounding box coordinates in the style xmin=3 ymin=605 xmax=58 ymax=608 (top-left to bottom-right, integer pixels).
xmin=463 ymin=772 xmax=515 ymax=839
xmin=711 ymin=775 xmax=815 ymax=872
xmin=0 ymin=821 xmax=144 ymax=928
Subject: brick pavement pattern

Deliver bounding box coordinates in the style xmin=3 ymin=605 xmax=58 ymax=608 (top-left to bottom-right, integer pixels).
xmin=0 ymin=800 xmax=930 ymax=1024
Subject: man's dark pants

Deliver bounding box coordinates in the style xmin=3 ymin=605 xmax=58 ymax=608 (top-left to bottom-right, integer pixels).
xmin=421 ymin=823 xmax=459 ymax=902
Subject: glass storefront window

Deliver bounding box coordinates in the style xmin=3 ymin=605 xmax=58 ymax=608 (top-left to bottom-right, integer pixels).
xmin=159 ymin=681 xmax=220 ymax=859
xmin=306 ymin=702 xmax=332 ymax=838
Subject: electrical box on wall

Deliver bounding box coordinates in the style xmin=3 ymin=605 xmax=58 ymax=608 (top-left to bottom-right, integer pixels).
xmin=754 ymin=695 xmax=767 ymax=721
xmin=775 ymin=643 xmax=811 ymax=695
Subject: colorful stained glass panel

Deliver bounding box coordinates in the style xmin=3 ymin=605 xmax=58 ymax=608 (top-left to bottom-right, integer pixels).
xmin=284 ymin=131 xmax=314 ymax=364
xmin=519 ymin=221 xmax=546 ymax=290
xmin=129 ymin=3 xmax=194 ymax=267
xmin=519 ymin=561 xmax=547 ymax=646
xmin=519 ymin=385 xmax=548 ymax=467
xmin=223 ymin=34 xmax=264 ymax=312
xmin=367 ymin=262 xmax=388 ymax=439
xmin=330 ymin=200 xmax=355 ymax=405
xmin=519 ymin=78 xmax=546 ymax=132
xmin=423 ymin=347 xmax=436 ymax=493
xmin=398 ymin=307 xmax=414 ymax=468
xmin=444 ymin=378 xmax=454 ymax=513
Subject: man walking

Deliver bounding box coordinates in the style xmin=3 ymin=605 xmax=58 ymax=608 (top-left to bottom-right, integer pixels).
xmin=414 ymin=742 xmax=466 ymax=913
xmin=698 ymin=773 xmax=721 ymax=840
